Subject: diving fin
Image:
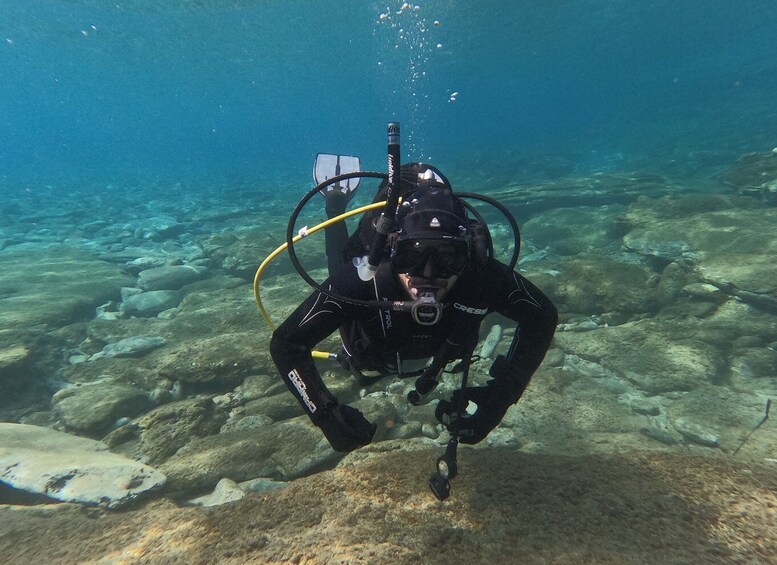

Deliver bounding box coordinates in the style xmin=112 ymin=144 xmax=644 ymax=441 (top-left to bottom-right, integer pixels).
xmin=314 ymin=153 xmax=361 ymax=201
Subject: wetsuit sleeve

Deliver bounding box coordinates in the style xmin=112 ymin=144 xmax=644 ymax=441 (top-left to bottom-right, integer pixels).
xmin=485 ymin=261 xmax=558 ymax=400
xmin=269 ymin=280 xmax=352 ymax=423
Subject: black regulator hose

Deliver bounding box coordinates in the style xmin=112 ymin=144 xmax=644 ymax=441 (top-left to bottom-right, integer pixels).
xmin=457 ymin=192 xmax=521 ymax=270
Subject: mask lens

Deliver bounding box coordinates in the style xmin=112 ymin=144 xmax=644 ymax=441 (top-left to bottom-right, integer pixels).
xmin=392 ymin=239 xmax=469 ymax=275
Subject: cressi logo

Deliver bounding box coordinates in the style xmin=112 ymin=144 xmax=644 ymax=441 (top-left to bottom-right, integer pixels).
xmin=453 ymin=302 xmax=488 ymax=315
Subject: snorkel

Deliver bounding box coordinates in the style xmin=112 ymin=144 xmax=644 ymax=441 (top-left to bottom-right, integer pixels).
xmin=360 ymin=122 xmax=402 ymax=279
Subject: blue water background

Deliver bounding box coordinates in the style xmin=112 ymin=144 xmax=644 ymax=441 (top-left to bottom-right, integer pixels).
xmin=2 ymin=0 xmax=777 ymax=195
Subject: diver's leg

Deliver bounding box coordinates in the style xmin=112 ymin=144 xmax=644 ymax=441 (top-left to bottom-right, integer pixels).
xmin=324 ymin=191 xmax=350 ymax=275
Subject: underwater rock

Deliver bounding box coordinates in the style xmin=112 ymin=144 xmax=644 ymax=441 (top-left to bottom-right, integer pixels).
xmin=0 ymin=345 xmax=30 ymax=384
xmin=478 ymin=325 xmax=502 ymax=359
xmin=233 ymin=374 xmax=278 ymax=403
xmin=554 ymin=320 xmax=723 ymax=394
xmin=202 ymin=227 xmax=324 ymax=280
xmin=131 ymin=214 xmax=186 ymax=239
xmin=729 ymin=347 xmax=777 ymax=392
xmin=201 ymin=229 xmax=276 ymax=279
xmin=623 ymin=197 xmax=777 ymax=309
xmin=629 ymin=398 xmax=662 ymax=416
xmin=238 ymin=477 xmax=287 ymax=493
xmin=558 ymin=317 xmax=603 ymax=332
xmin=104 ymin=397 xmax=228 ymax=467
xmin=137 ymin=265 xmax=208 ymax=291
xmin=681 ymin=282 xmax=727 ymax=303
xmin=152 ymin=333 xmax=263 ymax=387
xmin=0 ymin=423 xmax=165 ymax=508
xmin=639 ymin=425 xmax=679 ymax=446
xmin=654 ymin=261 xmax=693 ymax=305
xmin=122 ymin=256 xmax=170 ymax=276
xmin=563 ymin=354 xmax=619 ymax=380
xmin=0 ymin=248 xmax=133 ymax=331
xmin=51 ymin=382 xmax=150 ymax=438
xmin=721 ymin=151 xmax=777 ymax=198
xmin=90 ymin=335 xmax=166 ymax=360
xmin=523 ymin=206 xmax=627 ymax=257
xmin=187 ymin=477 xmax=245 ymax=507
xmin=220 ymin=414 xmax=275 ymax=433
xmin=242 ymin=393 xmax=305 ymax=422
xmin=735 ymin=290 xmax=777 ymax=312
xmin=672 ymin=418 xmax=719 ymax=448
xmin=120 ymin=289 xmax=182 ymax=317
xmin=535 ymin=255 xmax=658 ymax=318
xmin=666 ymin=384 xmax=773 ymax=456
xmin=485 ymin=427 xmax=521 ymax=447
xmin=159 ymin=419 xmax=342 ymax=492
xmin=486 ymin=171 xmax=677 ymax=219
xmin=622 ymin=234 xmax=693 ymax=263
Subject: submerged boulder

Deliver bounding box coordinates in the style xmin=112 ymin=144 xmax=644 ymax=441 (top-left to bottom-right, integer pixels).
xmin=721 ymin=150 xmax=777 ymax=201
xmin=628 ymin=201 xmax=777 ymax=309
xmin=0 ymin=345 xmax=31 ymax=385
xmin=104 ymin=397 xmax=228 ymax=466
xmin=51 ymin=382 xmax=150 ymax=438
xmin=0 ymin=423 xmax=165 ymax=508
xmin=90 ymin=335 xmax=166 ymax=360
xmin=137 ymin=265 xmax=208 ymax=291
xmin=159 ymin=418 xmax=342 ymax=492
xmin=120 ymin=289 xmax=182 ymax=317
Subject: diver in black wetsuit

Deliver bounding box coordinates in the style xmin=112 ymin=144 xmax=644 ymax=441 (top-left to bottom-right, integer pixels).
xmin=270 ymin=163 xmax=558 ymax=454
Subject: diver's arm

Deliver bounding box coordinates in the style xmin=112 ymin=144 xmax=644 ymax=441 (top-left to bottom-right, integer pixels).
xmin=436 ymin=262 xmax=558 ymax=445
xmin=490 ymin=263 xmax=558 ymax=392
xmin=269 ymin=278 xmax=376 ymax=452
xmin=488 ymin=262 xmax=558 ymax=396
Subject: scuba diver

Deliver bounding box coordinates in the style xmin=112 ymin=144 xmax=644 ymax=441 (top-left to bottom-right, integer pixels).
xmin=269 ymin=148 xmax=558 ymax=460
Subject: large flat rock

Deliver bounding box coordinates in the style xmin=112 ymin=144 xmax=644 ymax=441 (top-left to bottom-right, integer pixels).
xmin=0 ymin=423 xmax=165 ymax=508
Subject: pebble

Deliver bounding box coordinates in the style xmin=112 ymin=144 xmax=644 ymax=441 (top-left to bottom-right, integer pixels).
xmin=421 ymin=423 xmax=438 ymax=439
xmin=187 ymin=478 xmax=245 ymax=507
xmin=479 ymin=324 xmax=502 ymax=359
xmin=682 ymin=282 xmax=726 ymax=302
xmin=630 ymin=398 xmax=662 ymax=416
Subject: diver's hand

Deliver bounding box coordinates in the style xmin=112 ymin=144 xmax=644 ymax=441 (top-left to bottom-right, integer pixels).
xmin=435 ymin=385 xmax=511 ymax=445
xmin=316 ymin=404 xmax=376 ymax=453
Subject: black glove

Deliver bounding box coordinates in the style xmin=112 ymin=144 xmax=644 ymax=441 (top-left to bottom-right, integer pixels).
xmin=315 ymin=404 xmax=377 ymax=453
xmin=435 ymin=381 xmax=514 ymax=445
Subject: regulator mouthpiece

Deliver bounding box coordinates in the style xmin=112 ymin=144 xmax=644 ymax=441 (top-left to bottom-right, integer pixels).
xmin=411 ymin=292 xmax=442 ymax=325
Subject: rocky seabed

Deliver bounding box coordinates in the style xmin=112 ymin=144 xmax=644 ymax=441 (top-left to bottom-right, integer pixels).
xmin=0 ymin=158 xmax=776 ymax=511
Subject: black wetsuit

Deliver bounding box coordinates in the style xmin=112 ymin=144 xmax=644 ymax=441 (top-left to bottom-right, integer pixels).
xmin=270 ymin=256 xmax=558 ymax=427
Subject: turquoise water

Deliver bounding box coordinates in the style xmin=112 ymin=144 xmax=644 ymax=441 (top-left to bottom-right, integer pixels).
xmin=2 ymin=0 xmax=776 ymax=191
xmin=1 ymin=3 xmax=777 ymax=556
